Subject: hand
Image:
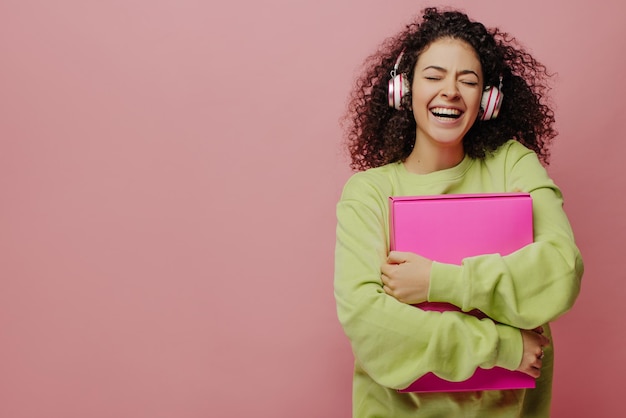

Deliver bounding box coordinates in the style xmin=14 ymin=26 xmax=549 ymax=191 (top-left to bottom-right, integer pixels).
xmin=516 ymin=328 xmax=550 ymax=378
xmin=381 ymin=251 xmax=433 ymax=304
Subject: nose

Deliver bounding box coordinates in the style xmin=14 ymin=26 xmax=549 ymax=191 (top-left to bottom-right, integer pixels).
xmin=440 ymin=78 xmax=460 ymax=100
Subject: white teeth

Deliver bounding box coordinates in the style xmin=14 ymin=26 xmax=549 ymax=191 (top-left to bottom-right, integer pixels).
xmin=431 ymin=107 xmax=461 ymax=116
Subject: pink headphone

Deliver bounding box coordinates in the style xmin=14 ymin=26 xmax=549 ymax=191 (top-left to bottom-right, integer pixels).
xmin=388 ymin=52 xmax=504 ymax=121
xmin=479 ymin=77 xmax=504 ymax=121
xmin=388 ymin=52 xmax=410 ymax=110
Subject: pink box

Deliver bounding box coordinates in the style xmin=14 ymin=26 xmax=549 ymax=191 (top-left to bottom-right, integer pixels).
xmin=389 ymin=193 xmax=535 ymax=392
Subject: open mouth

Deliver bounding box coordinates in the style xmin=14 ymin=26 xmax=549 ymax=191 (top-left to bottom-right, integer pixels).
xmin=430 ymin=107 xmax=462 ymax=120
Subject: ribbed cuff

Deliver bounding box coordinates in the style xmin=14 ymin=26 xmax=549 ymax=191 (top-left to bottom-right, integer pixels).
xmin=428 ymin=261 xmax=466 ymax=308
xmin=493 ymin=324 xmax=523 ymax=370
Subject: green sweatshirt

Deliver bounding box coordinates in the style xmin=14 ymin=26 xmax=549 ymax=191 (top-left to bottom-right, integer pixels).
xmin=334 ymin=140 xmax=583 ymax=417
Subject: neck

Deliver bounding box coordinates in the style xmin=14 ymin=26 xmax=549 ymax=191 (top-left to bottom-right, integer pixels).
xmin=403 ymin=141 xmax=465 ymax=174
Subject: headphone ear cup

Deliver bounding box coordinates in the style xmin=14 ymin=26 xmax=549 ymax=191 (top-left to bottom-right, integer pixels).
xmin=388 ymin=73 xmax=410 ymax=110
xmin=480 ymin=85 xmax=504 ymax=120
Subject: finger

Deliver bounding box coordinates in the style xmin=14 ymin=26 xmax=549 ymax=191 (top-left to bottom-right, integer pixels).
xmin=382 ymin=282 xmax=395 ymax=296
xmin=536 ymin=347 xmax=544 ymax=359
xmin=381 ymin=274 xmax=389 ymax=287
xmin=525 ymin=365 xmax=540 ymax=379
xmin=533 ymin=326 xmax=544 ymax=334
xmin=539 ymin=334 xmax=551 ymax=347
xmin=530 ymin=366 xmax=541 ymax=378
xmin=382 ymin=262 xmax=401 ymax=277
xmin=387 ymin=251 xmax=409 ymax=264
xmin=381 ymin=274 xmax=396 ymax=292
xmin=380 ymin=263 xmax=391 ymax=275
xmin=537 ymin=347 xmax=546 ymax=360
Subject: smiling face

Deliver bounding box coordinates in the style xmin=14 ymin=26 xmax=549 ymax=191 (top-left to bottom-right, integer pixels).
xmin=411 ymin=37 xmax=483 ymax=154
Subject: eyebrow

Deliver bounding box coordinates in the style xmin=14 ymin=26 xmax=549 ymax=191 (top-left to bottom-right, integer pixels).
xmin=422 ymin=65 xmax=480 ymax=78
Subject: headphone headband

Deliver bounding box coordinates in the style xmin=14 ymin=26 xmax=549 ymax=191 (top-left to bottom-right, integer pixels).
xmin=388 ymin=51 xmax=409 ymax=109
xmin=390 ymin=51 xmax=404 ymax=79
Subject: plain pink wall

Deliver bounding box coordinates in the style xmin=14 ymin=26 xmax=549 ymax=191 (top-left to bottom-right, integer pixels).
xmin=0 ymin=1 xmax=622 ymax=417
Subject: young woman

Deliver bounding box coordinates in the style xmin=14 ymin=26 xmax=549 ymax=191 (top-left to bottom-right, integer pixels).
xmin=334 ymin=8 xmax=583 ymax=417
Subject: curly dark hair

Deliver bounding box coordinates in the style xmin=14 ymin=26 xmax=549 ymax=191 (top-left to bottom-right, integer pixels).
xmin=342 ymin=7 xmax=556 ymax=171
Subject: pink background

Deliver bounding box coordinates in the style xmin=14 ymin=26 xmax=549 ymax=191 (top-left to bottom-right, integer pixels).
xmin=0 ymin=1 xmax=622 ymax=417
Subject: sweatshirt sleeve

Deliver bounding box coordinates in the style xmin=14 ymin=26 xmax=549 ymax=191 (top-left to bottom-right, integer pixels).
xmin=428 ymin=142 xmax=584 ymax=329
xmin=334 ymin=173 xmax=523 ymax=390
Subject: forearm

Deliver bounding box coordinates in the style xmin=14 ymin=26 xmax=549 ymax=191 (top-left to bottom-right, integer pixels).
xmin=429 ymin=243 xmax=582 ymax=329
xmin=336 ymin=281 xmax=523 ymax=389
xmin=428 ymin=172 xmax=584 ymax=328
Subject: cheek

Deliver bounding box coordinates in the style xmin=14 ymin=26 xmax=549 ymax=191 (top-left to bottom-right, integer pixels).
xmin=411 ymin=99 xmax=430 ymax=124
xmin=410 ymin=88 xmax=431 ymax=114
xmin=467 ymin=93 xmax=483 ymax=113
